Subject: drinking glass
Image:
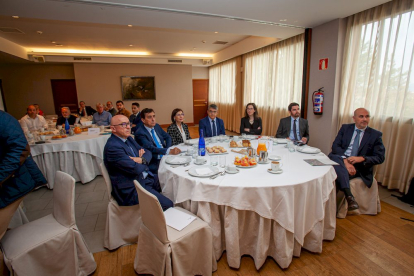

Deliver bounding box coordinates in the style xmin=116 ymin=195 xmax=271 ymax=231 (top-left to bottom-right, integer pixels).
xmin=210 ymin=156 xmax=218 ymax=166
xmin=287 ymin=141 xmax=295 ymax=152
xmin=219 ymin=156 xmax=226 ymax=168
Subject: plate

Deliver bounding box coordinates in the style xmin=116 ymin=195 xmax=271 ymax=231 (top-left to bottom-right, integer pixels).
xmin=188 ymin=165 xmax=219 ymax=178
xmin=296 ymin=146 xmax=321 ymax=154
xmin=275 ymin=139 xmax=288 ymax=144
xmin=268 ymin=155 xmax=282 ymax=161
xmin=194 ymin=160 xmax=207 ymax=165
xmin=225 ymin=168 xmax=239 ymax=174
xmin=165 ymin=156 xmax=191 ymax=165
xmin=258 ymin=160 xmax=271 ymax=164
xmin=268 ymin=168 xmax=283 ymax=174
xmin=236 ymin=164 xmax=257 ymax=169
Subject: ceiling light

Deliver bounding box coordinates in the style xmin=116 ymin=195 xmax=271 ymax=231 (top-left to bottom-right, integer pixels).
xmin=177 ymin=53 xmax=213 ymax=58
xmin=127 ymin=25 xmax=132 ymax=27
xmin=51 ymin=41 xmax=56 ymax=44
xmin=55 ymin=44 xmax=63 ymax=46
xmin=129 ymin=44 xmax=133 ymax=47
xmin=214 ymin=32 xmax=218 ymax=33
xmin=37 ymin=31 xmax=43 ymax=35
xmin=202 ymin=40 xmax=206 ymax=43
xmin=30 ymin=48 xmax=149 ymax=56
xmin=12 ymin=16 xmax=19 ymax=19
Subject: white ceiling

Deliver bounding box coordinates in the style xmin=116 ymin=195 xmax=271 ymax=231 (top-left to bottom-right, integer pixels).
xmin=0 ymin=0 xmax=390 ymax=62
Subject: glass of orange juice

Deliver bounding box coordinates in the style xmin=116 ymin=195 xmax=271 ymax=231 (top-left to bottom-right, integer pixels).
xmin=257 ymin=139 xmax=267 ymax=155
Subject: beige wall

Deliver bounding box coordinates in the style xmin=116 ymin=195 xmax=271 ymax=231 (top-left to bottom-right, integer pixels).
xmin=192 ymin=67 xmax=209 ymax=79
xmin=74 ymin=63 xmax=193 ymax=125
xmin=0 ymin=64 xmax=75 ymax=118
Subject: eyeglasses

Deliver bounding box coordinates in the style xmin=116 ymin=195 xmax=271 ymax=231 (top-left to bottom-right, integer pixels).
xmin=208 ymin=110 xmax=217 ymax=113
xmin=112 ymin=122 xmax=131 ymax=128
xmin=247 ymin=108 xmax=255 ymax=110
xmin=176 ymin=113 xmax=185 ymax=116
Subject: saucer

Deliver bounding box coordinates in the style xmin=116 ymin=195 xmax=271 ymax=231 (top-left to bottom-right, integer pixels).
xmin=194 ymin=160 xmax=207 ymax=165
xmin=268 ymin=155 xmax=281 ymax=161
xmin=258 ymin=160 xmax=270 ymax=164
xmin=267 ymin=168 xmax=283 ymax=174
xmin=225 ymin=168 xmax=239 ymax=174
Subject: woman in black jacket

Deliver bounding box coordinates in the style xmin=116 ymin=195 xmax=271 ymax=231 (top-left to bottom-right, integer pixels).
xmin=167 ymin=108 xmax=192 ymax=146
xmin=240 ymin=103 xmax=262 ymax=135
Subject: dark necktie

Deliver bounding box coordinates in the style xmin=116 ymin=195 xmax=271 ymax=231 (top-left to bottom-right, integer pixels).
xmin=125 ymin=139 xmax=136 ymax=157
xmin=212 ymin=120 xmax=217 ymax=136
xmin=293 ymin=119 xmax=298 ymax=141
xmin=350 ymin=129 xmax=362 ymax=157
xmin=151 ymin=128 xmax=163 ymax=158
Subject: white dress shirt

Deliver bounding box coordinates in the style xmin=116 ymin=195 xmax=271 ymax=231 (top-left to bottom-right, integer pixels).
xmin=19 ymin=115 xmax=48 ymax=133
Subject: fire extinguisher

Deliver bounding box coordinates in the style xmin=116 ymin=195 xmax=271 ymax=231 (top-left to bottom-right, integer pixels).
xmin=312 ymin=87 xmax=324 ymax=115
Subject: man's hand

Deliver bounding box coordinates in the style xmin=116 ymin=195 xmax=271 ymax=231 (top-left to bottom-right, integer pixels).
xmin=130 ymin=157 xmax=142 ymax=164
xmin=138 ymin=149 xmax=145 ymax=158
xmin=344 ymin=159 xmax=357 ymax=176
xmin=169 ymin=148 xmax=181 ymax=155
xmin=347 ymin=156 xmax=364 ymax=165
xmin=301 ymin=137 xmax=308 ymax=143
xmin=244 ymin=128 xmax=250 ymax=132
xmin=286 ymin=137 xmax=291 ymax=140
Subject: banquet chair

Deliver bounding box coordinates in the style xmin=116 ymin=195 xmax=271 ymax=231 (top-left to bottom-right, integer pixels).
xmin=133 ymin=180 xmax=217 ymax=276
xmin=336 ymin=177 xmax=381 ymax=218
xmin=0 ymin=171 xmax=96 ymax=276
xmin=100 ymin=163 xmax=141 ymax=250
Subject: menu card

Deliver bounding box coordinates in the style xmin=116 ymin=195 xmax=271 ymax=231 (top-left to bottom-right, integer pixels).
xmin=164 ymin=208 xmax=197 ymax=231
xmin=88 ymin=128 xmax=100 ymax=135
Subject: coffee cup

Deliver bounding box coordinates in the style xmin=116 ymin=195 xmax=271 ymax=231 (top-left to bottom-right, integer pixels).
xmin=40 ymin=135 xmax=46 ymax=141
xmin=271 ymin=161 xmax=283 ymax=172
xmin=99 ymin=125 xmax=105 ymax=132
xmin=40 ymin=127 xmax=45 ymax=133
xmin=226 ymin=164 xmax=237 ymax=172
xmin=195 ymin=156 xmax=204 ymax=164
xmin=57 ymin=125 xmax=62 ymax=130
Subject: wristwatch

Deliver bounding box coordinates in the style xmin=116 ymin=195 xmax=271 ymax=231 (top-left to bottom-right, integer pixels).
xmin=141 ymin=157 xmax=148 ymax=165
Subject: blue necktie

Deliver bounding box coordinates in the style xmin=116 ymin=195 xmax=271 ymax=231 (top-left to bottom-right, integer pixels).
xmin=151 ymin=128 xmax=163 ymax=158
xmin=350 ymin=129 xmax=362 ymax=157
xmin=212 ymin=120 xmax=217 ymax=136
xmin=125 ymin=139 xmax=136 ymax=157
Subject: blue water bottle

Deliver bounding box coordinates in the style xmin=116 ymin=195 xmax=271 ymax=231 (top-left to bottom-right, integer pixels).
xmin=65 ymin=119 xmax=70 ymax=134
xmin=198 ymin=129 xmax=206 ymax=156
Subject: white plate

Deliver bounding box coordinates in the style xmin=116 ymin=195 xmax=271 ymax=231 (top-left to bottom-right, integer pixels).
xmin=268 ymin=155 xmax=282 ymax=161
xmin=267 ymin=168 xmax=283 ymax=174
xmin=225 ymin=168 xmax=239 ymax=174
xmin=236 ymin=164 xmax=257 ymax=169
xmin=188 ymin=165 xmax=219 ymax=178
xmin=194 ymin=160 xmax=207 ymax=165
xmin=297 ymin=146 xmax=321 ymax=154
xmin=275 ymin=139 xmax=288 ymax=144
xmin=258 ymin=160 xmax=271 ymax=164
xmin=165 ymin=156 xmax=191 ymax=165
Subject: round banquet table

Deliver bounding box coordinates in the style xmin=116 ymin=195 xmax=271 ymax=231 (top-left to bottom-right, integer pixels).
xmin=30 ymin=132 xmax=110 ymax=189
xmin=158 ymin=140 xmax=337 ymax=269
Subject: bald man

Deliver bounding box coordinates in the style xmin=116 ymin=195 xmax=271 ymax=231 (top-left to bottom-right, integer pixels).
xmin=20 ymin=105 xmax=48 ymax=133
xmin=328 ymin=108 xmax=385 ymax=211
xmin=103 ymin=115 xmax=173 ymax=210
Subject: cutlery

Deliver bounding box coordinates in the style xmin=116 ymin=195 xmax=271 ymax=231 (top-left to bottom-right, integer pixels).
xmin=171 ymin=162 xmax=190 ymax=168
xmin=210 ymin=171 xmax=226 ymax=179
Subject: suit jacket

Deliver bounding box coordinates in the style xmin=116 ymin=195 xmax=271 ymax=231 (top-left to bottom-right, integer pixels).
xmin=329 ymin=123 xmax=385 ymax=187
xmin=78 ymin=106 xmax=96 ymax=117
xmin=130 ymin=112 xmax=143 ymax=134
xmin=240 ymin=117 xmax=262 ymax=135
xmin=199 ymin=116 xmax=226 ymax=137
xmin=103 ymin=134 xmax=153 ymax=206
xmin=167 ymin=123 xmax=192 ymax=146
xmin=0 ymin=111 xmax=47 ymax=208
xmin=275 ymin=116 xmax=309 ymax=142
xmin=56 ymin=115 xmax=78 ymax=126
xmin=134 ymin=124 xmax=172 ymax=173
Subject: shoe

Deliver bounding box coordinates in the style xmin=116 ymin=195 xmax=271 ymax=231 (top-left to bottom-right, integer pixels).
xmin=346 ymin=196 xmax=359 ymax=211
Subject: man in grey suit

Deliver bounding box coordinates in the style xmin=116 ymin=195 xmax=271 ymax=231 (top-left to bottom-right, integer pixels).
xmin=275 ymin=102 xmax=309 ymax=143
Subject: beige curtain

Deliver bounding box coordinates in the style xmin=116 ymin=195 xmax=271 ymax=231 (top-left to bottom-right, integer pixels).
xmin=339 ymin=0 xmax=414 ymax=193
xmin=243 ymin=34 xmax=304 ymax=136
xmin=208 ymin=57 xmax=242 ymax=132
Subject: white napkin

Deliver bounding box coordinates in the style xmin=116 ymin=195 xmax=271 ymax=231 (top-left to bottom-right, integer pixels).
xmin=195 ymin=168 xmax=212 ymax=175
xmin=170 ymin=157 xmax=188 ymax=164
xmin=276 ymin=138 xmax=288 ymax=143
xmin=298 ymin=146 xmax=320 ymax=154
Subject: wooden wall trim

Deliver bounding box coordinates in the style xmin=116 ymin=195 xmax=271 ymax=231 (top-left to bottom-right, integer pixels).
xmin=301 ymin=28 xmax=312 ymax=119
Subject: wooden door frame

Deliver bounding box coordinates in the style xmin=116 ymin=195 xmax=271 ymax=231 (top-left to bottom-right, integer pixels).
xmin=0 ymin=80 xmax=6 ymax=112
xmin=192 ymin=79 xmax=209 ymax=125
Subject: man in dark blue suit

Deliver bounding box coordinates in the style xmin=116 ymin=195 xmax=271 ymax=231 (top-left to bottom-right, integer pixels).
xmin=129 ymin=102 xmax=143 ymax=134
xmin=198 ymin=104 xmax=226 ymax=137
xmin=135 ymin=108 xmax=181 ymax=174
xmin=104 ymin=115 xmax=173 ymax=210
xmin=329 ymin=108 xmax=385 ymax=211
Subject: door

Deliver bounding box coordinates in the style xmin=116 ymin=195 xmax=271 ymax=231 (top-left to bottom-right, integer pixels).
xmin=51 ymin=79 xmax=78 ymax=115
xmin=0 ymin=80 xmax=5 ymax=111
xmin=193 ymin=79 xmax=209 ymax=124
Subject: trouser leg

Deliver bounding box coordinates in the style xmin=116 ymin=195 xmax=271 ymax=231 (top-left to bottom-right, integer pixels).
xmin=0 ymin=197 xmax=24 ymax=240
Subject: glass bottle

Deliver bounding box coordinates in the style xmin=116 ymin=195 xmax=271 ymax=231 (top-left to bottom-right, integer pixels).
xmin=65 ymin=120 xmax=70 ymax=134
xmin=198 ymin=129 xmax=206 ymax=156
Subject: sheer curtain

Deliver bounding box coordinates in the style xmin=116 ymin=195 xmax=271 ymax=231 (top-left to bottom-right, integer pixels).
xmin=339 ymin=0 xmax=414 ymax=193
xmin=243 ymin=34 xmax=304 ymax=136
xmin=209 ymin=57 xmax=242 ymax=131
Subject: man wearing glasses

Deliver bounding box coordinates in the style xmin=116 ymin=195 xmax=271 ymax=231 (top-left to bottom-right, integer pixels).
xmin=103 ymin=115 xmax=173 ymax=210
xmin=198 ymin=104 xmax=226 ymax=137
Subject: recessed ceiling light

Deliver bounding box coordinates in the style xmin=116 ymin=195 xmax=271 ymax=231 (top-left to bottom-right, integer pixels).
xmin=214 ymin=32 xmax=218 ymax=34
xmin=129 ymin=44 xmax=133 ymax=47
xmin=202 ymin=40 xmax=206 ymax=43
xmin=127 ymin=25 xmax=132 ymax=27
xmin=51 ymin=41 xmax=56 ymax=44
xmin=36 ymin=31 xmax=43 ymax=35
xmin=12 ymin=16 xmax=19 ymax=19
xmin=280 ymin=19 xmax=287 ymax=22
xmin=55 ymin=44 xmax=63 ymax=47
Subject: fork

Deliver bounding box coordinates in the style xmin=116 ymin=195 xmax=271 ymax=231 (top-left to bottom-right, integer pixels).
xmin=210 ymin=171 xmax=226 ymax=179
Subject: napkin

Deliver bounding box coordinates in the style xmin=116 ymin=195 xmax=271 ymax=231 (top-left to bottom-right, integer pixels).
xmin=298 ymin=146 xmax=320 ymax=154
xmin=170 ymin=157 xmax=188 ymax=164
xmin=195 ymin=168 xmax=212 ymax=175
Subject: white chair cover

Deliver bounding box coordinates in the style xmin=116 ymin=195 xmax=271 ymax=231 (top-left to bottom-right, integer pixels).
xmin=0 ymin=171 xmax=96 ymax=276
xmin=100 ymin=163 xmax=141 ymax=250
xmin=133 ymin=180 xmax=217 ymax=276
xmin=336 ymin=178 xmax=381 ymax=218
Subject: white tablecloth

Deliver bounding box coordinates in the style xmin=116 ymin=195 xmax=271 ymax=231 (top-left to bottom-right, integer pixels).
xmin=159 ymin=142 xmax=337 ymax=269
xmin=31 ymin=133 xmax=110 ymax=188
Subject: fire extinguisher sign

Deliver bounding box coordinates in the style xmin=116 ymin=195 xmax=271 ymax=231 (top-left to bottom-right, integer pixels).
xmin=319 ymin=58 xmax=328 ymax=70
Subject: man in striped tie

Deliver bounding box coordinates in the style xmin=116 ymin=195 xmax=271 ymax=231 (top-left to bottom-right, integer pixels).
xmin=328 ymin=108 xmax=385 ymax=212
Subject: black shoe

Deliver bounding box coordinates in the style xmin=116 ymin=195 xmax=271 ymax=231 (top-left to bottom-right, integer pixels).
xmin=346 ymin=196 xmax=359 ymax=211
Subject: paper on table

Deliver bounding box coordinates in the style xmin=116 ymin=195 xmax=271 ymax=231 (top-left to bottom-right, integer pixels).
xmin=303 ymin=158 xmax=339 ymax=166
xmin=170 ymin=157 xmax=188 ymax=164
xmin=195 ymin=168 xmax=212 ymax=175
xmin=164 ymin=208 xmax=197 ymax=231
xmin=88 ymin=128 xmax=100 ymax=135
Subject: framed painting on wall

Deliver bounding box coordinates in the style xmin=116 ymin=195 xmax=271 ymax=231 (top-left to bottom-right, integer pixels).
xmin=121 ymin=76 xmax=156 ymax=100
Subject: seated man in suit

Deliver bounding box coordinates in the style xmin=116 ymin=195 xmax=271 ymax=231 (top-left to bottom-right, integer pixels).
xmin=129 ymin=102 xmax=143 ymax=134
xmin=105 ymin=101 xmax=117 ymax=117
xmin=56 ymin=107 xmax=77 ymax=127
xmin=135 ymin=108 xmax=181 ymax=174
xmin=199 ymin=104 xmax=226 ymax=137
xmin=104 ymin=115 xmax=173 ymax=211
xmin=328 ymin=108 xmax=385 ymax=211
xmin=275 ymin=102 xmax=309 ymax=143
xmin=78 ymin=101 xmax=96 ymax=117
